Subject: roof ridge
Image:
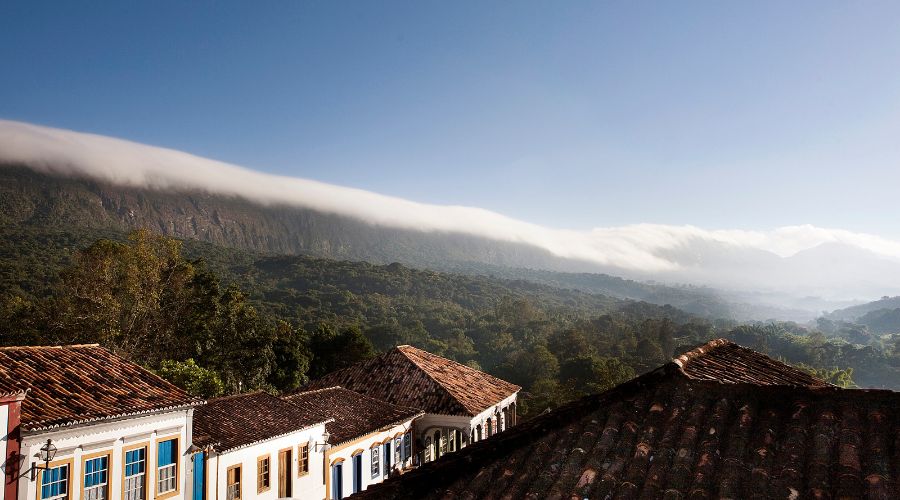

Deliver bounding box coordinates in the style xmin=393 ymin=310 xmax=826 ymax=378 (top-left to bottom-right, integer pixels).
xmin=0 ymin=343 xmax=101 ymax=350
xmin=397 ymin=345 xmax=520 ymax=415
xmin=207 ymin=390 xmax=272 ymax=403
xmin=286 ymin=385 xmax=343 ymax=397
xmin=394 ymin=346 xmax=471 ymax=415
xmin=671 ymin=338 xmax=733 ymax=369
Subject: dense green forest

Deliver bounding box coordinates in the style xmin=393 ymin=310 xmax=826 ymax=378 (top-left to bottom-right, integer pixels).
xmin=2 ymin=226 xmax=899 ymax=418
xmin=0 ymin=165 xmax=800 ymax=320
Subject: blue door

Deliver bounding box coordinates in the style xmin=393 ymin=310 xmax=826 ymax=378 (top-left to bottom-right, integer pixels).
xmin=332 ymin=462 xmax=343 ymax=500
xmin=352 ymin=454 xmax=362 ymax=493
xmin=192 ymin=452 xmax=205 ymax=500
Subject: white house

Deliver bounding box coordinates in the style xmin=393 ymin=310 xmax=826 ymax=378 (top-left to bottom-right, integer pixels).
xmin=281 ymin=387 xmax=422 ymax=500
xmin=0 ymin=344 xmax=202 ymax=500
xmin=304 ymin=346 xmax=520 ymax=466
xmin=191 ymin=391 xmax=333 ymax=500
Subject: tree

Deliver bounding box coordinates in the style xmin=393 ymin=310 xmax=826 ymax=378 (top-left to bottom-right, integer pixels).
xmin=157 ymin=359 xmax=224 ymax=398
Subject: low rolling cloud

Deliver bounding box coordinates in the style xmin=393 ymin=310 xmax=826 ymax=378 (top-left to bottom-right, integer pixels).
xmin=2 ymin=119 xmax=900 ymax=299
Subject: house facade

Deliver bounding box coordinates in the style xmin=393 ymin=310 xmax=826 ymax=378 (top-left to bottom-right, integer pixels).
xmin=0 ymin=345 xmax=202 ymax=500
xmin=282 ymin=387 xmax=422 ymax=500
xmin=304 ymin=345 xmax=520 ymax=466
xmin=191 ymin=392 xmax=332 ymax=500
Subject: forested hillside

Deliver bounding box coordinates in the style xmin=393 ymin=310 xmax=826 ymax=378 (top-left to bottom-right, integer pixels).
xmin=1 ymin=164 xmax=785 ymax=320
xmin=0 ymin=226 xmax=710 ymax=415
xmin=3 ymin=223 xmax=900 ymax=417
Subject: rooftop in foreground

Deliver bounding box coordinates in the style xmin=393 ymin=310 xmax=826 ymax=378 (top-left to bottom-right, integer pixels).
xmin=355 ymin=339 xmax=900 ymax=499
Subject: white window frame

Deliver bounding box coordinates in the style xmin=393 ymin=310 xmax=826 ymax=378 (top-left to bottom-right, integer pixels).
xmin=83 ymin=455 xmax=109 ymax=500
xmin=370 ymin=447 xmax=380 ymax=478
xmin=40 ymin=463 xmax=69 ymax=500
xmin=124 ymin=446 xmax=147 ymax=500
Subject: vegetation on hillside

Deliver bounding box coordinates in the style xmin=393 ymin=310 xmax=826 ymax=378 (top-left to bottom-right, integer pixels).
xmin=2 ymin=227 xmax=898 ymax=418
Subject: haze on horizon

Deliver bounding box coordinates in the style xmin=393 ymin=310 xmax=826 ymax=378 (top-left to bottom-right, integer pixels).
xmin=3 ymin=1 xmax=900 ymax=301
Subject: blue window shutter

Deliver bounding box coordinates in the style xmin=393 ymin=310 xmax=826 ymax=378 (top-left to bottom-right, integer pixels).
xmin=158 ymin=439 xmax=176 ymax=466
xmin=193 ymin=452 xmax=205 ymax=500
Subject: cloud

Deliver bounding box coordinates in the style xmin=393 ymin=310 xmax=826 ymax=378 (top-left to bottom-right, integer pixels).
xmin=3 ymin=118 xmax=900 ymax=289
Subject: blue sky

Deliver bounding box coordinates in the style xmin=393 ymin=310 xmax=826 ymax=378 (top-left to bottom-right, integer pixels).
xmin=3 ymin=1 xmax=900 ymax=236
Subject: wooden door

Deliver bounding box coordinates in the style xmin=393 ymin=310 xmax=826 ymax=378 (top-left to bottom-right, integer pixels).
xmin=278 ymin=449 xmax=292 ymax=497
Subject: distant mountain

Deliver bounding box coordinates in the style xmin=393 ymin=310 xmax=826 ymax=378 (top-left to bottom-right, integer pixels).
xmin=0 ymin=165 xmax=593 ymax=271
xmin=0 ymin=165 xmax=872 ymax=321
xmin=826 ymin=295 xmax=900 ymax=321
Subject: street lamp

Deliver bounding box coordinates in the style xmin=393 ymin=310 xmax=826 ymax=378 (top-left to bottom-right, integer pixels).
xmin=28 ymin=438 xmax=58 ymax=480
xmin=314 ymin=430 xmax=331 ymax=452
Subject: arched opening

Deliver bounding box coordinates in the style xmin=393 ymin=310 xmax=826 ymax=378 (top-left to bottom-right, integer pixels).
xmin=433 ymin=430 xmax=441 ymax=460
xmin=476 ymin=424 xmax=482 ymax=441
xmin=486 ymin=418 xmax=493 ymax=437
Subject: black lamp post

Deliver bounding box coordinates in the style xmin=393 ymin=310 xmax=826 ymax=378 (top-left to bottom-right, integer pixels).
xmin=29 ymin=438 xmax=58 ymax=480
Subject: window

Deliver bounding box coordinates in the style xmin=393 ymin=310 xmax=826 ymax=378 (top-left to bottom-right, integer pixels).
xmin=83 ymin=455 xmax=109 ymax=500
xmin=226 ymin=465 xmax=241 ymax=500
xmin=41 ymin=463 xmax=69 ymax=500
xmin=423 ymin=437 xmax=432 ymax=462
xmin=438 ymin=430 xmax=446 ymax=456
xmin=124 ymin=446 xmax=147 ymax=500
xmin=157 ymin=438 xmax=178 ymax=495
xmin=487 ymin=418 xmax=493 ymax=437
xmin=476 ymin=424 xmax=482 ymax=441
xmin=382 ymin=441 xmax=391 ymax=475
xmin=352 ymin=453 xmax=363 ymax=494
xmin=257 ymin=455 xmax=270 ymax=493
xmin=370 ymin=447 xmax=380 ymax=478
xmin=402 ymin=433 xmax=411 ymax=463
xmin=298 ymin=443 xmax=309 ymax=476
xmin=449 ymin=430 xmax=457 ymax=452
xmin=394 ymin=437 xmax=402 ymax=462
xmin=331 ymin=461 xmax=344 ymax=500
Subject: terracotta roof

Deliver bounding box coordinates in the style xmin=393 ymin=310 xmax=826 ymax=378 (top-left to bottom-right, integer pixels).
xmin=674 ymin=338 xmax=831 ymax=387
xmin=0 ymin=344 xmax=201 ymax=431
xmin=193 ymin=391 xmax=332 ymax=453
xmin=356 ymin=339 xmax=900 ymax=499
xmin=282 ymin=387 xmax=423 ymax=445
xmin=305 ymin=345 xmax=520 ymax=417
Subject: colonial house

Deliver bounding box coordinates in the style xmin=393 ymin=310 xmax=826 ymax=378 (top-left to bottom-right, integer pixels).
xmin=357 ymin=339 xmax=900 ymax=499
xmin=281 ymin=387 xmax=423 ymax=500
xmin=191 ymin=391 xmax=333 ymax=500
xmin=305 ymin=345 xmax=520 ymax=465
xmin=0 ymin=345 xmax=202 ymax=500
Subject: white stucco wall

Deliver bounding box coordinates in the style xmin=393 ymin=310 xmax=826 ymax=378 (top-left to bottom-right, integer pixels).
xmin=417 ymin=391 xmax=519 ymax=463
xmin=325 ymin=419 xmax=416 ymax=500
xmin=203 ymin=423 xmax=327 ymax=500
xmin=18 ymin=408 xmax=193 ymax=500
xmin=468 ymin=392 xmax=518 ymax=440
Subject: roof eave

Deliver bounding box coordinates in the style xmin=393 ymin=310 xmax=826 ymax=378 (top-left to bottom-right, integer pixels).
xmin=214 ymin=417 xmax=335 ymax=454
xmin=23 ymin=399 xmax=205 ymax=433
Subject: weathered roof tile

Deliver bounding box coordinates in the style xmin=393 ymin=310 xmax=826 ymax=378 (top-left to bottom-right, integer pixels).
xmin=306 ymin=345 xmax=520 ymax=416
xmin=355 ymin=339 xmax=900 ymax=499
xmin=193 ymin=391 xmax=331 ymax=452
xmin=0 ymin=344 xmax=200 ymax=431
xmin=282 ymin=386 xmax=423 ymax=445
